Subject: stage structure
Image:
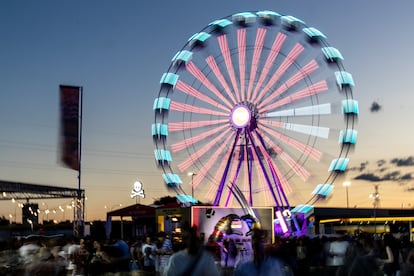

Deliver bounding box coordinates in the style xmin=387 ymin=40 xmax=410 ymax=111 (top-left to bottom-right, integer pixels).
xmin=0 ymin=180 xmax=85 ymax=228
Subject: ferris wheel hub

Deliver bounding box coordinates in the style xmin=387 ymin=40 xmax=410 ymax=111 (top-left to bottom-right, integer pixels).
xmin=230 ymin=104 xmax=252 ymax=129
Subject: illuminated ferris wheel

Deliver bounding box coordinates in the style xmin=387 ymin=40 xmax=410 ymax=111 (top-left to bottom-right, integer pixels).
xmin=152 ymin=11 xmax=358 ymax=215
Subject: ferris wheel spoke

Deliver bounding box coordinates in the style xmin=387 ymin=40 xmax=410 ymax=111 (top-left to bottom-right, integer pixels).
xmin=242 ymin=146 xmax=252 ymax=202
xmin=170 ymin=101 xmax=228 ymax=116
xmin=252 ymin=162 xmax=274 ymax=206
xmin=185 ymin=62 xmax=234 ymax=108
xmin=224 ymin=153 xmax=244 ymax=207
xmin=217 ymin=35 xmax=240 ymax=101
xmin=175 ymin=80 xmax=230 ymax=112
xmin=237 ymin=29 xmax=246 ymax=101
xmin=261 ymin=133 xmax=311 ymax=181
xmin=205 ymin=162 xmax=226 ymax=201
xmin=177 ymin=129 xmax=231 ymax=172
xmin=171 ymin=124 xmax=228 ymax=152
xmin=259 ymin=123 xmax=323 ymax=161
xmin=247 ymin=131 xmax=283 ymax=207
xmin=251 ymin=132 xmax=294 ymax=195
xmin=168 ymin=119 xmax=228 ymax=132
xmin=255 ymin=43 xmax=304 ymax=104
xmin=205 ymin=56 xmax=238 ymax=104
xmin=250 ymin=32 xmax=287 ymax=102
xmin=278 ymin=121 xmax=329 ymax=139
xmin=260 ymin=80 xmax=328 ymax=112
xmin=258 ymin=59 xmax=319 ymax=108
xmin=265 ymin=103 xmax=331 ymax=118
xmin=191 ymin=135 xmax=233 ymax=189
xmin=245 ymin=28 xmax=267 ymax=102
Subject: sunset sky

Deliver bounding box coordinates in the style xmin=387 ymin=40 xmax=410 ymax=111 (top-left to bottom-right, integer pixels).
xmin=1 ymin=0 xmax=414 ymax=222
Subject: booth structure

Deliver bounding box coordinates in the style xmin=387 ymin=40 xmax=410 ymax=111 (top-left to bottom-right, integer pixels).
xmin=105 ymin=203 xmax=414 ymax=242
xmin=106 ymin=204 xmax=156 ymax=239
xmin=154 ymin=203 xmax=191 ymax=243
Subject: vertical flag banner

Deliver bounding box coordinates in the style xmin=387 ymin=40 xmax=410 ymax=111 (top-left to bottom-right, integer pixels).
xmin=59 ymin=85 xmax=80 ymax=170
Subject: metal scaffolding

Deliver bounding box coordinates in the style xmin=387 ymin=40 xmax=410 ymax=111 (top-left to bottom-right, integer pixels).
xmin=0 ymin=180 xmax=85 ymax=237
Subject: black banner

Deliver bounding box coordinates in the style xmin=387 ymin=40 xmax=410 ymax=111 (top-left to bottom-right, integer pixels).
xmin=59 ymin=85 xmax=80 ymax=170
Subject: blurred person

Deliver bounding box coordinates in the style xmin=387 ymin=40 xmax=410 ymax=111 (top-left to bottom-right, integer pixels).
xmin=71 ymin=238 xmax=90 ymax=276
xmin=326 ymin=235 xmax=349 ymax=275
xmin=234 ymin=227 xmax=293 ymax=276
xmin=347 ymin=255 xmax=384 ymax=276
xmin=107 ymin=236 xmax=131 ymax=273
xmin=156 ymin=231 xmax=173 ymax=274
xmin=163 ymin=222 xmax=219 ymax=276
xmin=24 ymin=245 xmax=67 ymax=276
xmin=18 ymin=235 xmax=41 ymax=265
xmin=129 ymin=238 xmax=144 ymax=271
xmin=400 ymin=248 xmax=414 ymax=276
xmin=89 ymin=240 xmax=111 ymax=275
xmin=205 ymin=235 xmax=221 ymax=264
xmin=295 ymin=237 xmax=308 ymax=275
xmin=142 ymin=235 xmax=157 ymax=272
xmin=380 ymin=234 xmax=400 ymax=276
xmin=65 ymin=237 xmax=80 ymax=275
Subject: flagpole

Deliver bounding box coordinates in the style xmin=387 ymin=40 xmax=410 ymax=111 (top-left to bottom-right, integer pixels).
xmin=78 ymin=86 xmax=84 ymax=237
xmin=78 ymin=86 xmax=82 ymax=197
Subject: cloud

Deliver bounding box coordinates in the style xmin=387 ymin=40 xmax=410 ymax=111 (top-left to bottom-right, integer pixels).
xmin=349 ymin=161 xmax=368 ymax=172
xmin=350 ymin=157 xmax=414 ymax=183
xmin=391 ymin=156 xmax=414 ymax=166
xmin=377 ymin=159 xmax=386 ymax=167
xmin=370 ymin=101 xmax=382 ymax=112
xmin=382 ymin=171 xmax=401 ymax=181
xmin=400 ymin=173 xmax=413 ymax=180
xmin=353 ymin=170 xmax=413 ymax=183
xmin=354 ymin=173 xmax=382 ymax=182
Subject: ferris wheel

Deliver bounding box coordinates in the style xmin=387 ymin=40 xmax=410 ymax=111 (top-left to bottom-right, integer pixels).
xmin=152 ymin=11 xmax=358 ymax=213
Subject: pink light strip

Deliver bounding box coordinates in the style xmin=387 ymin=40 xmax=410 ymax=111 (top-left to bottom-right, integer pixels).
xmin=224 ymin=155 xmax=241 ymax=207
xmin=261 ymin=80 xmax=328 ymax=112
xmin=176 ymin=80 xmax=230 ymax=112
xmin=253 ymin=134 xmax=293 ymax=194
xmin=170 ymin=101 xmax=229 ymax=116
xmin=191 ymin=135 xmax=233 ymax=189
xmin=218 ymin=35 xmax=240 ymax=102
xmin=258 ymin=59 xmax=319 ymax=109
xmin=177 ymin=128 xmax=231 ymax=172
xmin=261 ymin=134 xmax=310 ymax=181
xmin=251 ymin=32 xmax=287 ymax=101
xmin=237 ymin=29 xmax=246 ymax=101
xmin=168 ymin=119 xmax=228 ymax=132
xmin=252 ymin=155 xmax=273 ymax=205
xmin=186 ymin=62 xmax=233 ymax=108
xmin=171 ymin=124 xmax=228 ymax=152
xmin=242 ymin=146 xmax=250 ymax=204
xmin=259 ymin=123 xmax=322 ymax=161
xmin=205 ymin=56 xmax=237 ymax=105
xmin=246 ymin=28 xmax=267 ymax=102
xmin=205 ymin=139 xmax=233 ymax=201
xmin=273 ymin=164 xmax=292 ymax=196
xmin=254 ymin=43 xmax=304 ymax=105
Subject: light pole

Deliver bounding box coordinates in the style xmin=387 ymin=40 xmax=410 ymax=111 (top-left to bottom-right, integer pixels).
xmin=188 ymin=172 xmax=197 ymax=198
xmin=343 ymin=181 xmax=351 ymax=208
xmin=369 ymin=184 xmax=380 ymax=236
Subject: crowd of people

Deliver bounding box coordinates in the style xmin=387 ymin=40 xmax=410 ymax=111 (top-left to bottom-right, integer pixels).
xmin=0 ymin=229 xmax=414 ymax=276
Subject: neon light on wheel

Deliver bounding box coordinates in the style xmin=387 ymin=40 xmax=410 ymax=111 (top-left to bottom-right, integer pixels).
xmin=152 ymin=10 xmax=358 ymax=220
xmin=231 ymin=104 xmax=251 ymax=129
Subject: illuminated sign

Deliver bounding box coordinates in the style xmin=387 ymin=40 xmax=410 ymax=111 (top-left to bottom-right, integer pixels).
xmin=131 ymin=180 xmax=145 ymax=199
